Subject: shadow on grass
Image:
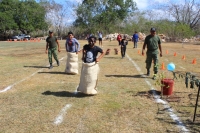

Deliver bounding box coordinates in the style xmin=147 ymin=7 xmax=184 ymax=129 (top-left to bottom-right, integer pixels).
xmin=156 ymin=117 xmax=200 ymax=133
xmin=42 ymin=90 xmax=95 ymax=98
xmin=38 ymin=71 xmax=77 ymax=75
xmin=105 ymin=74 xmax=146 ymax=78
xmin=24 ymin=65 xmax=49 ymax=68
xmin=134 ymin=90 xmax=161 ymax=97
xmin=103 ymin=57 xmax=120 ymax=59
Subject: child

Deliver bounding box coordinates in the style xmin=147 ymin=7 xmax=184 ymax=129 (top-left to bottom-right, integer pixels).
xmin=77 ymin=36 xmax=104 ymax=95
xmin=65 ymin=31 xmax=80 ymax=74
xmin=120 ymin=35 xmax=128 ymax=58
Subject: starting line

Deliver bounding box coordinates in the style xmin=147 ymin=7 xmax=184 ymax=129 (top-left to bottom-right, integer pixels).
xmin=126 ymin=54 xmax=189 ymax=132
xmin=0 ymin=57 xmax=66 ymax=93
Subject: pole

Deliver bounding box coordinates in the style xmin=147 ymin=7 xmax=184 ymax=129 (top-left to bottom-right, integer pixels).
xmin=193 ymin=85 xmax=200 ymax=122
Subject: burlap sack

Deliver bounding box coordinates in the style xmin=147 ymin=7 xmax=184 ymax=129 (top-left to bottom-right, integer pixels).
xmin=77 ymin=62 xmax=100 ymax=94
xmin=65 ymin=52 xmax=78 ymax=74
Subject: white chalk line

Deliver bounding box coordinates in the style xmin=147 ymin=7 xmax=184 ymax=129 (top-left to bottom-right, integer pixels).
xmin=0 ymin=46 xmax=16 ymax=49
xmin=0 ymin=56 xmax=66 ymax=93
xmin=126 ymin=54 xmax=189 ymax=132
xmin=54 ymin=104 xmax=72 ymax=125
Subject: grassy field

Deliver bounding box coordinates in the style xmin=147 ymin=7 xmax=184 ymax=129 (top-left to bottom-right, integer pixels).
xmin=1 ymin=39 xmax=200 ymax=133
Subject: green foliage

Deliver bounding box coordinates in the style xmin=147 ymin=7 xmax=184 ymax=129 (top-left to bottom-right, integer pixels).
xmin=73 ymin=0 xmax=137 ymax=34
xmin=0 ymin=0 xmax=18 ymax=32
xmin=174 ymin=23 xmax=195 ymax=38
xmin=0 ymin=0 xmax=48 ymax=34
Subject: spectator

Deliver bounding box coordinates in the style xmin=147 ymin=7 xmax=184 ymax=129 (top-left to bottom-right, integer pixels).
xmin=117 ymin=33 xmax=122 ymax=45
xmin=98 ymin=31 xmax=103 ymax=47
xmin=132 ymin=31 xmax=139 ymax=48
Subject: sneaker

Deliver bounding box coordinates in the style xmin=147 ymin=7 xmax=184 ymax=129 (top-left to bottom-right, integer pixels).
xmin=57 ymin=61 xmax=60 ymax=66
xmin=49 ymin=65 xmax=53 ymax=69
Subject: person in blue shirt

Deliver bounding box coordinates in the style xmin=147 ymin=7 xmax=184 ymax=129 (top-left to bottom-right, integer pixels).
xmin=65 ymin=31 xmax=80 ymax=53
xmin=132 ymin=31 xmax=139 ymax=48
xmin=65 ymin=31 xmax=81 ymax=74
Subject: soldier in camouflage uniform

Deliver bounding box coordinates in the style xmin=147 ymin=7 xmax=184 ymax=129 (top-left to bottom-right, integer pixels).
xmin=142 ymin=28 xmax=162 ymax=79
xmin=46 ymin=30 xmax=61 ymax=69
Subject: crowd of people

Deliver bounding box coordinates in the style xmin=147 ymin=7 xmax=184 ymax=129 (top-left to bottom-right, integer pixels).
xmin=45 ymin=28 xmax=162 ymax=94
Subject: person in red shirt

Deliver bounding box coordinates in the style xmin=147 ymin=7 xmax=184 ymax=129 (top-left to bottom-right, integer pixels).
xmin=117 ymin=33 xmax=122 ymax=45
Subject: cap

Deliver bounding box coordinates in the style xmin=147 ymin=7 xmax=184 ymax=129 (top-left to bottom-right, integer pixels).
xmin=150 ymin=28 xmax=156 ymax=32
xmin=49 ymin=30 xmax=53 ymax=33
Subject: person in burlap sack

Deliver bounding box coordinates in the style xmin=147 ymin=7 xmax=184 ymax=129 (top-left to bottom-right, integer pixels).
xmin=65 ymin=31 xmax=81 ymax=74
xmin=77 ymin=36 xmax=105 ymax=95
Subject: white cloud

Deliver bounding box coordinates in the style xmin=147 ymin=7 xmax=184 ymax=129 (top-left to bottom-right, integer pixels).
xmin=134 ymin=0 xmax=149 ymax=10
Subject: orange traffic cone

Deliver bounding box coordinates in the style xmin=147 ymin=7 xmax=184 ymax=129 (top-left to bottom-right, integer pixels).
xmin=161 ymin=62 xmax=165 ymax=70
xmin=174 ymin=52 xmax=177 ymax=56
xmin=192 ymin=58 xmax=196 ymax=64
xmin=138 ymin=50 xmax=140 ymax=54
xmin=182 ymin=55 xmax=185 ymax=60
xmin=166 ymin=50 xmax=168 ymax=54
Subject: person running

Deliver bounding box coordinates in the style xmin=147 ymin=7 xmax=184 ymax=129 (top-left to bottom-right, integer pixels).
xmin=117 ymin=33 xmax=122 ymax=45
xmin=120 ymin=35 xmax=128 ymax=58
xmin=45 ymin=30 xmax=61 ymax=69
xmin=98 ymin=31 xmax=103 ymax=47
xmin=142 ymin=28 xmax=162 ymax=80
xmin=132 ymin=31 xmax=139 ymax=48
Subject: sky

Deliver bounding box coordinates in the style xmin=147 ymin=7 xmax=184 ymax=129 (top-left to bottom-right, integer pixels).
xmin=48 ymin=0 xmax=183 ymax=24
xmin=55 ymin=0 xmax=179 ymax=10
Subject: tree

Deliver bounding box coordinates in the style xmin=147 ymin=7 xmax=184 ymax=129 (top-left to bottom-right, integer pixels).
xmin=161 ymin=0 xmax=200 ymax=30
xmin=39 ymin=0 xmax=75 ymax=37
xmin=73 ymin=0 xmax=137 ymax=35
xmin=0 ymin=0 xmax=18 ymax=32
xmin=0 ymin=0 xmax=48 ymax=34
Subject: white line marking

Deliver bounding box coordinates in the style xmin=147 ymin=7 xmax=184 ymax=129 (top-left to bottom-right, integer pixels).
xmin=126 ymin=54 xmax=189 ymax=132
xmin=179 ymin=66 xmax=186 ymax=69
xmin=54 ymin=104 xmax=72 ymax=125
xmin=0 ymin=69 xmax=42 ymax=93
xmin=0 ymin=46 xmax=16 ymax=49
xmin=0 ymin=56 xmax=67 ymax=93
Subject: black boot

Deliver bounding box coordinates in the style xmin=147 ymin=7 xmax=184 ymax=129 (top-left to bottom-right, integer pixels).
xmin=57 ymin=60 xmax=60 ymax=66
xmin=147 ymin=69 xmax=150 ymax=76
xmin=49 ymin=63 xmax=53 ymax=69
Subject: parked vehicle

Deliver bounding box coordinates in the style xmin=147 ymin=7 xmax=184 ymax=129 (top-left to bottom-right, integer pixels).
xmin=11 ymin=34 xmax=31 ymax=41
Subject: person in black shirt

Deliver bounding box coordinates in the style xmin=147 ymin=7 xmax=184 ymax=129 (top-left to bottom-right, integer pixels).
xmin=46 ymin=30 xmax=61 ymax=69
xmin=120 ymin=35 xmax=128 ymax=58
xmin=82 ymin=36 xmax=104 ymax=63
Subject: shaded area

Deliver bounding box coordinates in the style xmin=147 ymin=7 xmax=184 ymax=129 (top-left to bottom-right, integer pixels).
xmin=42 ymin=90 xmax=95 ymax=98
xmin=156 ymin=117 xmax=200 ymax=133
xmin=24 ymin=65 xmax=49 ymax=68
xmin=38 ymin=71 xmax=74 ymax=75
xmin=105 ymin=74 xmax=146 ymax=78
xmin=103 ymin=57 xmax=120 ymax=59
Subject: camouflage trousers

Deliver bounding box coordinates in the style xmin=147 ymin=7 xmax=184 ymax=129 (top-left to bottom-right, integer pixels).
xmin=48 ymin=47 xmax=58 ymax=64
xmin=145 ymin=52 xmax=158 ymax=73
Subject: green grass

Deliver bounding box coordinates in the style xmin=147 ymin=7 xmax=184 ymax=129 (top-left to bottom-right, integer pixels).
xmin=0 ymin=40 xmax=200 ymax=132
